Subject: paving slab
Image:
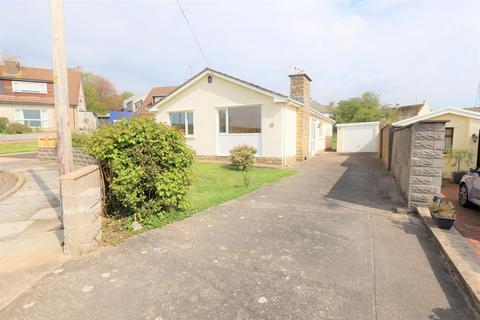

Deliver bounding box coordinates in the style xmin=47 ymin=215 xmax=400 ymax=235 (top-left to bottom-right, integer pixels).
xmin=0 ymin=153 xmax=477 ymax=319
xmin=417 ymin=206 xmax=480 ymax=316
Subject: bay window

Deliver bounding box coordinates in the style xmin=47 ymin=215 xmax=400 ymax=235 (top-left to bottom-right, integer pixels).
xmin=170 ymin=111 xmax=194 ymax=135
xmin=14 ymin=109 xmax=48 ymax=128
xmin=218 ymin=106 xmax=261 ymax=134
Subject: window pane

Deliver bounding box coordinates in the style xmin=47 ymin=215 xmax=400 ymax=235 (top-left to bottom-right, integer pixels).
xmin=187 ymin=112 xmax=194 ymax=135
xmin=218 ymin=109 xmax=226 ymax=133
xmin=170 ymin=112 xmax=185 ymax=133
xmin=228 ymin=106 xmax=261 ymax=133
xmin=444 ymin=128 xmax=454 ymax=153
xmin=23 ymin=109 xmax=41 ymax=120
xmin=26 ymin=120 xmax=42 ymax=128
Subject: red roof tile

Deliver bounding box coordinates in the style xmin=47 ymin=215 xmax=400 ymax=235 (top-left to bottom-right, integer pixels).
xmin=138 ymin=86 xmax=178 ymax=115
xmin=0 ymin=65 xmax=82 ymax=106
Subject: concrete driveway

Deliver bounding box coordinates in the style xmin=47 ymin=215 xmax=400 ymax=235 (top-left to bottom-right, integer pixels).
xmin=0 ymin=153 xmax=476 ymax=319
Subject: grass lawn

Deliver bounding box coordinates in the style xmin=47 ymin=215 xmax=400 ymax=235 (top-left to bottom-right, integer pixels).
xmin=102 ymin=162 xmax=297 ymax=244
xmin=0 ymin=141 xmax=38 ymax=155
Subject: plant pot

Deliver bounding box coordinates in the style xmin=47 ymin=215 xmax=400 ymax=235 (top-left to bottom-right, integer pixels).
xmin=429 ymin=209 xmax=455 ymax=230
xmin=452 ymin=171 xmax=466 ymax=184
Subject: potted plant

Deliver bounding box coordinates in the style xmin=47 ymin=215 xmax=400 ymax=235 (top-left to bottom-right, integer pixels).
xmin=427 ymin=201 xmax=456 ymax=230
xmin=447 ymin=148 xmax=473 ymax=184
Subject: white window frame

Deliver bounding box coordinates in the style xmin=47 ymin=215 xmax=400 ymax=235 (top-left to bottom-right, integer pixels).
xmin=14 ymin=108 xmax=48 ymax=128
xmin=217 ymin=105 xmax=262 ymax=135
xmin=12 ymin=81 xmax=48 ymax=94
xmin=169 ymin=111 xmax=194 ymax=137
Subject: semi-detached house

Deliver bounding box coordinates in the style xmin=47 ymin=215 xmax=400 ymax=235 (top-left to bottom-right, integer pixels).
xmin=0 ymin=59 xmax=96 ymax=132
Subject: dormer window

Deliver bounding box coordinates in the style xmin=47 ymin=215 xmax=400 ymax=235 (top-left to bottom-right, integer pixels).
xmin=153 ymin=96 xmax=164 ymax=104
xmin=12 ymin=81 xmax=47 ymax=94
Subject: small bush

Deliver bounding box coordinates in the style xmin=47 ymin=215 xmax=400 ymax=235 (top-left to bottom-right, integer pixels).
xmin=71 ymin=132 xmax=90 ymax=148
xmin=85 ymin=117 xmax=195 ymax=221
xmin=230 ymin=144 xmax=256 ymax=171
xmin=5 ymin=122 xmax=33 ymax=134
xmin=0 ymin=117 xmax=8 ymax=132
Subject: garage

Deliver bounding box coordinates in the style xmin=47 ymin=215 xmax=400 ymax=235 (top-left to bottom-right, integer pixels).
xmin=336 ymin=121 xmax=379 ymax=153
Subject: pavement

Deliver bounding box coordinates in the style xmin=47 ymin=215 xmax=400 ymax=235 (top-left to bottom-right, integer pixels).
xmin=441 ymin=183 xmax=480 ymax=254
xmin=0 ymin=151 xmax=39 ymax=159
xmin=0 ymin=171 xmax=17 ymax=197
xmin=0 ymin=156 xmax=60 ymax=223
xmin=0 ymin=156 xmax=66 ymax=310
xmin=0 ymin=153 xmax=477 ymax=319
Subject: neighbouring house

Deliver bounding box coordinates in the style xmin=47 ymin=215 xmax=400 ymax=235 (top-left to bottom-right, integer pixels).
xmin=149 ymin=68 xmax=335 ymax=165
xmin=138 ymin=86 xmax=178 ymax=116
xmin=391 ymin=100 xmax=431 ymax=120
xmin=310 ymin=100 xmax=336 ymax=117
xmin=392 ymin=107 xmax=480 ymax=179
xmin=123 ymin=93 xmax=147 ymax=112
xmin=0 ymin=59 xmax=96 ymax=132
xmin=336 ymin=121 xmax=380 ymax=153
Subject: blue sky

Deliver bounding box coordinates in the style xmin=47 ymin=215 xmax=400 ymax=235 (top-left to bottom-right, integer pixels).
xmin=1 ymin=0 xmax=479 ymax=108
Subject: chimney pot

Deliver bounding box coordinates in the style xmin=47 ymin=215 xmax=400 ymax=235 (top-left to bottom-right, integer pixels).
xmin=4 ymin=59 xmax=21 ymax=75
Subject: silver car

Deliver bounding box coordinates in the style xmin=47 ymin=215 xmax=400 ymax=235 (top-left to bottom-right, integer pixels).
xmin=459 ymin=169 xmax=480 ymax=207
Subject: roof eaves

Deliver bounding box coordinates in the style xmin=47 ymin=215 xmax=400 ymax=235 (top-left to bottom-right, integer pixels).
xmin=150 ymin=67 xmax=289 ymax=112
xmin=310 ymin=108 xmax=335 ymax=123
xmin=336 ymin=121 xmax=380 ymax=127
xmin=392 ymin=107 xmax=480 ymax=127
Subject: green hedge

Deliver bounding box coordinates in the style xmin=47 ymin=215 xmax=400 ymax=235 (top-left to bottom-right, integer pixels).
xmin=85 ymin=117 xmax=195 ymax=221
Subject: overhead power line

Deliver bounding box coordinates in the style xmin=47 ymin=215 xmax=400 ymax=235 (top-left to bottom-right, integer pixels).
xmin=176 ymin=0 xmax=209 ymax=67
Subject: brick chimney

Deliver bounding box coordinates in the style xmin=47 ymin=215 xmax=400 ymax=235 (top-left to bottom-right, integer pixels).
xmin=4 ymin=59 xmax=21 ymax=75
xmin=289 ymin=73 xmax=311 ymax=161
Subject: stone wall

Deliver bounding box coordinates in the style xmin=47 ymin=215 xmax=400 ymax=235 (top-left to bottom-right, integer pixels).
xmin=37 ymin=147 xmax=98 ymax=166
xmin=60 ymin=165 xmax=102 ymax=255
xmin=390 ymin=121 xmax=446 ymax=208
xmin=408 ymin=122 xmax=445 ymax=207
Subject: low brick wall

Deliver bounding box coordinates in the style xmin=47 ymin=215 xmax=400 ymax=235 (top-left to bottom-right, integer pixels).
xmin=0 ymin=132 xmax=56 ymax=143
xmin=60 ymin=165 xmax=102 ymax=256
xmin=37 ymin=147 xmax=98 ymax=166
xmin=196 ymin=155 xmax=284 ymax=166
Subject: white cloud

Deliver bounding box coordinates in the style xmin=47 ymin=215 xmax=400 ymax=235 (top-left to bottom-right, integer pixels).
xmin=0 ymin=0 xmax=478 ymax=108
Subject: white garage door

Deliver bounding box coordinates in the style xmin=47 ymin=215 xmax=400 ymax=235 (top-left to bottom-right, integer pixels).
xmin=338 ymin=122 xmax=379 ymax=153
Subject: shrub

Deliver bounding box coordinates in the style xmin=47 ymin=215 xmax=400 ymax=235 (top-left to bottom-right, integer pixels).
xmin=85 ymin=117 xmax=195 ymax=221
xmin=447 ymin=148 xmax=473 ymax=173
xmin=230 ymin=144 xmax=256 ymax=171
xmin=0 ymin=117 xmax=8 ymax=132
xmin=5 ymin=122 xmax=33 ymax=134
xmin=71 ymin=132 xmax=90 ymax=148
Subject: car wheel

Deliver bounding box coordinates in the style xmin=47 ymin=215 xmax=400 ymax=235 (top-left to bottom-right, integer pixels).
xmin=459 ymin=184 xmax=470 ymax=207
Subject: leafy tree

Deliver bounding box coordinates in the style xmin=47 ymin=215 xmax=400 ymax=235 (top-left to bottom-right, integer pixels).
xmin=80 ymin=71 xmax=125 ymax=114
xmin=332 ymin=92 xmax=396 ymax=124
xmin=83 ymin=78 xmax=107 ymax=114
xmin=120 ymin=91 xmax=134 ymax=101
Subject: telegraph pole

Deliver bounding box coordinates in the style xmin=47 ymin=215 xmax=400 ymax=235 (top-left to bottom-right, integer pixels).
xmin=49 ymin=0 xmax=73 ymax=175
